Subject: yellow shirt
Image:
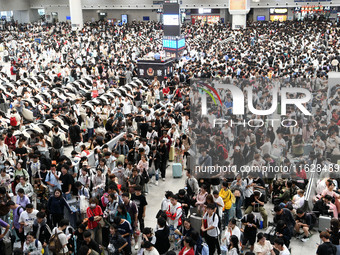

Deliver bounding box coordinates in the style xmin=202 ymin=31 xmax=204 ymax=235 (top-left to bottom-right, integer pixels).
xmin=219 ymin=188 xmax=234 ymax=210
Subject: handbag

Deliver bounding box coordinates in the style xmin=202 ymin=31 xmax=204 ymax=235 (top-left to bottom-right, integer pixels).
xmin=98 ymin=217 xmax=105 ymax=227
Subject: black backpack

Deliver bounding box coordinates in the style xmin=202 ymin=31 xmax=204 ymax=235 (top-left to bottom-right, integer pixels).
xmin=142 ymin=170 xmax=149 ymax=184
xmin=53 ymin=135 xmax=62 ymax=149
xmin=213 ymin=212 xmax=222 ymax=233
xmin=33 ymin=107 xmax=40 ymax=118
xmin=307 ymin=212 xmax=318 ymax=226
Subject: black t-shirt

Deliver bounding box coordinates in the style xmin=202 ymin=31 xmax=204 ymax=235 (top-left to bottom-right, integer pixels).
xmin=249 ymin=193 xmax=265 ymax=207
xmin=15 ymin=147 xmax=27 ymax=158
xmin=241 ymin=214 xmax=259 ymax=237
xmin=253 ymin=178 xmax=265 ymax=189
xmin=105 ymin=119 xmax=114 ymax=133
xmin=135 ymin=91 xmax=141 ymax=101
xmin=131 ymin=194 xmax=147 ymax=217
xmin=126 ymin=140 xmax=135 ymax=150
xmin=295 ymin=213 xmax=313 ymax=226
xmin=34 ymin=170 xmax=48 ymax=185
xmin=139 ymin=123 xmax=149 ymax=138
xmin=81 ymin=239 xmax=100 ymax=254
xmin=59 ymin=173 xmax=74 ymax=193
xmin=316 ymin=241 xmax=337 ymax=255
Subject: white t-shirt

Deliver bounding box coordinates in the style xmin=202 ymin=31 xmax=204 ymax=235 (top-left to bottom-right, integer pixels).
xmin=280 ymin=246 xmax=290 ymax=255
xmin=224 ymin=226 xmax=241 ymax=246
xmin=203 ymin=212 xmax=220 ymax=237
xmin=213 ymin=196 xmax=224 ymax=217
xmin=144 ymin=247 xmax=160 ymax=255
xmin=161 ymin=198 xmax=170 ymax=211
xmin=52 ymin=227 xmax=69 ymax=254
xmin=19 ymin=210 xmax=39 ymax=235
xmin=253 ymin=240 xmax=273 ymax=255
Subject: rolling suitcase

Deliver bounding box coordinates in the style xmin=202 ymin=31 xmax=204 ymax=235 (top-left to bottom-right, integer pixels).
xmin=4 ymin=238 xmax=12 ymax=255
xmin=186 ymin=155 xmax=194 ymax=171
xmin=264 ymin=225 xmax=276 ymax=244
xmin=172 ymin=163 xmax=182 ymax=178
xmin=318 ymin=215 xmax=331 ymax=232
xmin=169 ymin=146 xmax=175 ymax=161
xmin=190 ymin=214 xmax=202 ymax=233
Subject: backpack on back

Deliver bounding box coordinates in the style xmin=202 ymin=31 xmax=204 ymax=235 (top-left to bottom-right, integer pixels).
xmin=10 ymin=117 xmax=17 ymax=127
xmin=138 ymin=174 xmax=145 ymax=187
xmin=49 ymin=231 xmax=63 ymax=253
xmin=142 ymin=170 xmax=149 ymax=184
xmin=213 ymin=213 xmax=222 ymax=233
xmin=217 ymin=144 xmax=228 ymax=160
xmin=53 ymin=135 xmax=62 ymax=149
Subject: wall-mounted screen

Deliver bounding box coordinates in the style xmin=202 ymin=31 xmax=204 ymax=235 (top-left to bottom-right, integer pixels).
xmin=143 ymin=16 xmax=150 ymax=21
xmin=257 ymin=15 xmax=265 ymax=21
xmin=199 ymin=8 xmax=212 ymax=14
xmin=122 ymin=14 xmax=127 ymax=23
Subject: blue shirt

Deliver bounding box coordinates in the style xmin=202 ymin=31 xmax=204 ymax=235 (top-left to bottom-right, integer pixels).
xmin=154 ymin=53 xmax=161 ymax=60
xmin=224 ymin=100 xmax=233 ymax=114
xmin=45 ymin=171 xmax=61 ymax=191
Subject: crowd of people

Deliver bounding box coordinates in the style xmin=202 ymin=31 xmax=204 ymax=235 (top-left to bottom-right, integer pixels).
xmin=0 ymin=18 xmax=338 ymax=255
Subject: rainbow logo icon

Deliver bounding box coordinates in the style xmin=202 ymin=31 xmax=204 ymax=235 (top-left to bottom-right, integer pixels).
xmin=197 ymin=83 xmax=223 ymax=107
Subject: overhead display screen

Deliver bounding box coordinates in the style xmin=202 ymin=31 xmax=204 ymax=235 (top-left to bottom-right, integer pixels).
xmin=163 ymin=39 xmax=177 ymax=49
xmin=163 ymin=14 xmax=180 ymax=25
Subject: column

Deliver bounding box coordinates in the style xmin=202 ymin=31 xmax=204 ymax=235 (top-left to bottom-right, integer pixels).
xmin=69 ymin=0 xmax=83 ymax=31
xmin=229 ymin=0 xmax=250 ymax=29
xmin=232 ymin=14 xmax=247 ymax=29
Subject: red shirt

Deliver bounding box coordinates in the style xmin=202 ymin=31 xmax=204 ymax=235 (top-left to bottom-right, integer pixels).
xmin=296 ymin=169 xmax=307 ymax=179
xmin=10 ymin=66 xmax=16 ymax=75
xmin=86 ymin=205 xmax=103 ymax=229
xmin=179 ymin=247 xmax=195 ymax=255
xmin=175 ymin=89 xmax=182 ymax=98
xmin=163 ymin=87 xmax=170 ymax=96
